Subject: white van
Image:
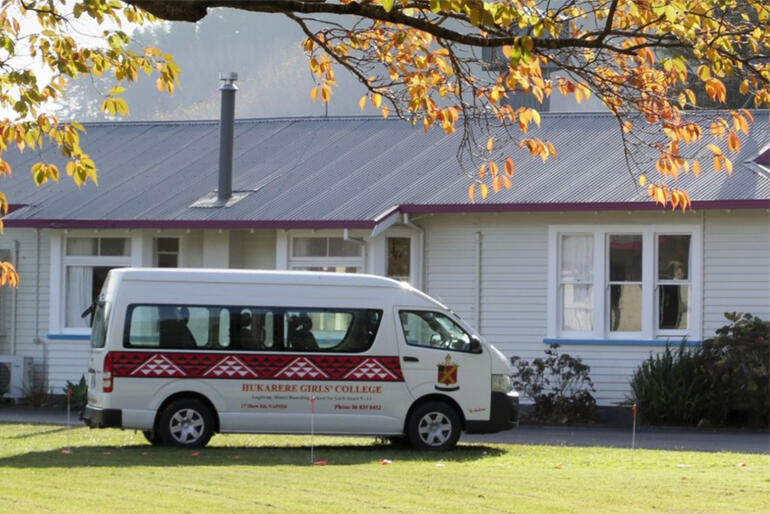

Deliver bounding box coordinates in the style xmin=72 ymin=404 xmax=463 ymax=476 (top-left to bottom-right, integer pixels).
xmin=82 ymin=269 xmax=518 ymax=450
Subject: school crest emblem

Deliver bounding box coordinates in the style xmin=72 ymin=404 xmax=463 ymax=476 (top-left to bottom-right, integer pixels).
xmin=436 ymin=355 xmax=459 ymax=391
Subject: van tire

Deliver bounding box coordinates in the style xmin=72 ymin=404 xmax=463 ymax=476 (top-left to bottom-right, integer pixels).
xmin=158 ymin=398 xmax=214 ymax=449
xmin=142 ymin=430 xmax=164 ymax=446
xmin=407 ymin=402 xmax=461 ymax=451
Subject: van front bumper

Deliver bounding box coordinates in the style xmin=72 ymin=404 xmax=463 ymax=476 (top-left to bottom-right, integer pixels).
xmin=82 ymin=405 xmax=122 ymax=428
xmin=465 ymin=391 xmax=519 ymax=434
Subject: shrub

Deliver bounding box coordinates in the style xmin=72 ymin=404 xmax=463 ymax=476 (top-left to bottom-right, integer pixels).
xmin=510 ymin=344 xmax=597 ymax=424
xmin=629 ymin=313 xmax=769 ymax=427
xmin=628 ymin=343 xmax=711 ymax=425
xmin=64 ymin=375 xmax=88 ymax=410
xmin=701 ymin=312 xmax=769 ymax=426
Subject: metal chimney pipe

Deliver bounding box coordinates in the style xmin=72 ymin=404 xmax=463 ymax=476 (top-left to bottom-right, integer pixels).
xmin=217 ymin=72 xmax=238 ymax=204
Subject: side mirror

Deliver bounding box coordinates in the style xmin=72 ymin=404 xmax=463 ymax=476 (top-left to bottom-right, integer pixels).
xmin=469 ymin=336 xmax=483 ymax=354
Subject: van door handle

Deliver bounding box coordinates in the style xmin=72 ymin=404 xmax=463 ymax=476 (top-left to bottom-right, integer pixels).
xmin=402 ymin=356 xmax=419 ymax=362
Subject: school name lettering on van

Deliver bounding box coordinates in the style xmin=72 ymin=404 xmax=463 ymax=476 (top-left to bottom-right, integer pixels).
xmin=241 ymin=383 xmax=383 ymax=394
xmin=108 ymin=353 xmax=404 ymax=382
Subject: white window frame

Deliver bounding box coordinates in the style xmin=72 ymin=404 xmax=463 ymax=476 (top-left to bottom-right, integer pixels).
xmin=50 ymin=231 xmax=141 ymax=336
xmin=547 ymin=224 xmax=702 ymax=342
xmin=282 ymin=232 xmax=367 ymax=273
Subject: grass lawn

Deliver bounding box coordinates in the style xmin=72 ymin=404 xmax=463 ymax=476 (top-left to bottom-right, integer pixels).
xmin=0 ymin=423 xmax=768 ymax=513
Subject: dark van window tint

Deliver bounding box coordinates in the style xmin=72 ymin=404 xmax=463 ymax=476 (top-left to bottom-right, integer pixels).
xmin=399 ymin=311 xmax=473 ymax=352
xmin=125 ymin=304 xmax=382 ymax=353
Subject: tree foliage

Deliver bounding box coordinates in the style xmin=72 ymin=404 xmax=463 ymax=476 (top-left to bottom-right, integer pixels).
xmin=0 ymin=0 xmax=180 ymax=285
xmin=0 ymin=0 xmax=769 ymax=286
xmin=129 ymin=0 xmax=770 ymax=209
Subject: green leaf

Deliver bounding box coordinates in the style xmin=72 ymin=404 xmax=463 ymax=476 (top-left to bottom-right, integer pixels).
xmin=382 ymin=0 xmax=394 ymax=11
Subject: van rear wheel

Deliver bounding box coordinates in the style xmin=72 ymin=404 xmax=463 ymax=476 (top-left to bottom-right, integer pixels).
xmin=407 ymin=402 xmax=461 ymax=451
xmin=142 ymin=430 xmax=164 ymax=446
xmin=158 ymin=398 xmax=214 ymax=449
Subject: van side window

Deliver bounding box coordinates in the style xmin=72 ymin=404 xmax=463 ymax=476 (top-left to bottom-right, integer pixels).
xmin=124 ymin=304 xmax=382 ymax=353
xmin=399 ymin=311 xmax=473 ymax=352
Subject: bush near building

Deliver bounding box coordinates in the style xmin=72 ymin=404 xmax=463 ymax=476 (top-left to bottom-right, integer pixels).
xmin=630 ymin=313 xmax=769 ymax=427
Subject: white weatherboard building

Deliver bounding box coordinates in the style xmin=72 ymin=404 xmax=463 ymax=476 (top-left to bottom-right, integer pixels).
xmin=0 ymin=112 xmax=768 ymax=408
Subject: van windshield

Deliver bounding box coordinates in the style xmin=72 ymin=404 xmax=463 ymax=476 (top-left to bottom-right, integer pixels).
xmin=90 ymin=302 xmax=109 ymax=349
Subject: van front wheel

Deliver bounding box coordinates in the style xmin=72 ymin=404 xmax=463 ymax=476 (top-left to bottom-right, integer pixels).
xmin=407 ymin=402 xmax=461 ymax=451
xmin=158 ymin=398 xmax=214 ymax=449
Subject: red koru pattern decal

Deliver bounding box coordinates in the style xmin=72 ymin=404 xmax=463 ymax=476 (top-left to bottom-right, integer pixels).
xmin=110 ymin=352 xmax=404 ymax=381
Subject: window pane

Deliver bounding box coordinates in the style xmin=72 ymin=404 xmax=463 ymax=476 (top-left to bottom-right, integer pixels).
xmin=387 ymin=237 xmax=410 ymax=280
xmin=562 ymin=284 xmax=593 ymax=331
xmin=293 ymin=237 xmax=328 ymax=257
xmin=178 ymin=307 xmax=208 ymax=347
xmin=609 ymin=235 xmax=642 ymax=282
xmin=156 ymin=238 xmax=179 ymax=253
xmin=65 ymin=266 xmax=114 ymax=328
xmin=218 ymin=309 xmax=230 ymax=348
xmin=128 ymin=306 xmax=160 ymax=347
xmin=66 ymin=238 xmax=97 ymax=256
xmin=659 ymin=285 xmax=689 ymax=329
xmin=99 ymin=238 xmax=130 ymax=256
xmin=237 ymin=309 xmax=275 ymax=350
xmin=658 ymin=235 xmax=690 ymax=280
xmin=157 ymin=254 xmax=178 ymax=268
xmin=399 ymin=311 xmax=472 ymax=352
xmin=561 ymin=235 xmax=593 ymax=282
xmin=610 ymin=284 xmax=642 ymax=332
xmin=328 ymin=237 xmax=362 ymax=257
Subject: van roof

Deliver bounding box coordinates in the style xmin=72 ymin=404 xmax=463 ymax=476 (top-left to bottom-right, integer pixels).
xmin=110 ymin=268 xmax=409 ymax=289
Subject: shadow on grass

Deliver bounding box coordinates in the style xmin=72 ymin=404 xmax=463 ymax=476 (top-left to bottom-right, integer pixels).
xmin=0 ymin=443 xmax=504 ymax=468
xmin=4 ymin=426 xmax=72 ymax=440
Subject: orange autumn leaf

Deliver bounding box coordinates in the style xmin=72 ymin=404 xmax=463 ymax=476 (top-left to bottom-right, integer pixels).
xmin=504 ymin=157 xmax=515 ymax=177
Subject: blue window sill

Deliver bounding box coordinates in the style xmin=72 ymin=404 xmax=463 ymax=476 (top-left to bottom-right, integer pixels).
xmin=47 ymin=333 xmax=91 ymax=341
xmin=544 ymin=338 xmax=702 ymax=347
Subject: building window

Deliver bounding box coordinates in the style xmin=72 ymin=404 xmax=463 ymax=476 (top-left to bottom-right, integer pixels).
xmin=154 ymin=238 xmax=179 ymax=268
xmin=63 ymin=237 xmax=131 ymax=329
xmin=387 ymin=237 xmax=411 ymax=281
xmin=289 ymin=237 xmax=364 ymax=273
xmin=549 ymin=226 xmax=700 ymax=341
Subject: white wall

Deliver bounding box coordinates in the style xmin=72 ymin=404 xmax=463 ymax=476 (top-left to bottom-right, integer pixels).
xmin=229 ymin=230 xmax=276 ymax=269
xmin=703 ymin=210 xmax=770 ymax=333
xmin=0 ymin=228 xmax=51 ymax=389
xmin=419 ymin=209 xmax=770 ymax=406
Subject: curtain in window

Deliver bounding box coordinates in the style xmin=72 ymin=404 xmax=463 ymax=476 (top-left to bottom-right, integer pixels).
xmin=66 ymin=266 xmax=93 ymax=328
xmin=561 ymin=235 xmax=593 ymax=332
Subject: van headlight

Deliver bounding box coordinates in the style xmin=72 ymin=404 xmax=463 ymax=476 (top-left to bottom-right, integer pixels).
xmin=491 ymin=374 xmax=513 ymax=393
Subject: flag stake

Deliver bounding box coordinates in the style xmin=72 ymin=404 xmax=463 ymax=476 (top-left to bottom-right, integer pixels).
xmin=310 ymin=395 xmax=316 ymax=465
xmin=66 ymin=388 xmax=72 ymax=454
xmin=631 ymin=403 xmax=638 ymax=452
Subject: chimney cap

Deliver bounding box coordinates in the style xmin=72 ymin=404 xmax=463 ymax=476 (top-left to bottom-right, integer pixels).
xmin=219 ymin=72 xmax=238 ymax=83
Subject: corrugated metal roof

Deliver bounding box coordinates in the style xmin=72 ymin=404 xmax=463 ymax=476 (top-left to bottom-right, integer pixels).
xmin=2 ymin=112 xmax=769 ymax=227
